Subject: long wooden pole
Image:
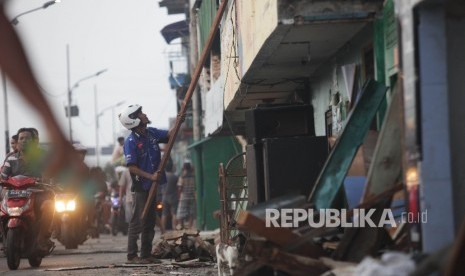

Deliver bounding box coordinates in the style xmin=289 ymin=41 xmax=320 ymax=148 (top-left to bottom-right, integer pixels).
xmin=141 ymin=0 xmax=229 ymax=220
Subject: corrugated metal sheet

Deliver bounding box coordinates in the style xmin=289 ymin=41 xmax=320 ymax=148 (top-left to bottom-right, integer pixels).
xmin=198 ymin=0 xmax=218 ymax=53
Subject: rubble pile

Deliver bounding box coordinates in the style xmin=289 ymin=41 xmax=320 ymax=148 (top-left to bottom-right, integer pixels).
xmin=152 ymin=230 xmax=217 ymax=263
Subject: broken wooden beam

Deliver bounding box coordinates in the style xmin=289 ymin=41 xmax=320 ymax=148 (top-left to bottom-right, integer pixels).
xmin=237 ymin=242 xmax=330 ymax=276
xmin=236 ymin=209 xmax=326 ymax=258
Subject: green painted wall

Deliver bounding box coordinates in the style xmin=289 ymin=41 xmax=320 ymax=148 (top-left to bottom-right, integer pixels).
xmin=374 ymin=17 xmax=387 ymax=127
xmin=189 ymin=136 xmax=241 ymax=230
xmin=198 ymin=0 xmax=217 ymax=53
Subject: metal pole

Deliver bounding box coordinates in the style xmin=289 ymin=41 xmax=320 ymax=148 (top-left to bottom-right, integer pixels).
xmin=111 ymin=107 xmax=116 ymax=143
xmin=2 ymin=71 xmax=9 ymax=155
xmin=95 ymin=85 xmax=100 ymax=167
xmin=10 ymin=0 xmax=59 ymax=25
xmin=189 ymin=4 xmax=200 ymax=142
xmin=66 ymin=44 xmax=73 ymax=142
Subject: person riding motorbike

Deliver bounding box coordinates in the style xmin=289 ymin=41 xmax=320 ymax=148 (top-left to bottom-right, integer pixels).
xmin=71 ymin=143 xmax=100 ymax=233
xmin=0 ymin=127 xmax=55 ymax=252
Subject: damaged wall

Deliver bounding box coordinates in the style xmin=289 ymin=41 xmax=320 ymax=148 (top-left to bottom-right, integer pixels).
xmin=223 ymin=0 xmax=278 ymax=109
xmin=310 ymin=23 xmax=374 ymax=137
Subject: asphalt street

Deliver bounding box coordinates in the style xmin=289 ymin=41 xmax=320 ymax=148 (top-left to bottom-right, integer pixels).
xmin=0 ymin=231 xmax=217 ymax=275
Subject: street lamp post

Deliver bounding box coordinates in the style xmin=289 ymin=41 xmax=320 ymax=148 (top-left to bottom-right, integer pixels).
xmin=95 ymin=100 xmax=125 ymax=167
xmin=2 ymin=0 xmax=60 ymax=155
xmin=66 ymin=55 xmax=107 ymax=142
xmin=94 ymin=85 xmax=99 ymax=167
xmin=10 ymin=0 xmax=60 ymax=25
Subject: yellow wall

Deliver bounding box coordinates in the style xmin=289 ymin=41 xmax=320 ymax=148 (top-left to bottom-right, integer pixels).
xmin=222 ymin=0 xmax=278 ymax=109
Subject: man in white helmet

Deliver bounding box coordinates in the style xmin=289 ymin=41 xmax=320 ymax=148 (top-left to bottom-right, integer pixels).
xmin=118 ymin=104 xmax=182 ymax=264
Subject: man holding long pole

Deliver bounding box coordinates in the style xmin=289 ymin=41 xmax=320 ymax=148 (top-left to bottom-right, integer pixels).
xmin=118 ymin=104 xmax=183 ymax=264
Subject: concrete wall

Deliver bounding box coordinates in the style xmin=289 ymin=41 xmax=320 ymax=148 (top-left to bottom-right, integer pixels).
xmin=447 ymin=16 xmax=465 ymax=231
xmin=310 ymin=24 xmax=374 ymax=136
xmin=222 ymin=0 xmax=278 ymax=108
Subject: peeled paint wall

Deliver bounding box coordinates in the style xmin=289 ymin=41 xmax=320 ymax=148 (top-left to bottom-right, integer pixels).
xmin=222 ymin=0 xmax=278 ymax=109
xmin=311 ymin=24 xmax=374 ymax=136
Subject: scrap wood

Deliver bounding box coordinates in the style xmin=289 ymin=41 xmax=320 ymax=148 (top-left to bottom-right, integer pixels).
xmin=140 ymin=0 xmax=230 ymax=220
xmin=354 ymin=183 xmax=403 ymax=213
xmin=444 ymin=217 xmax=465 ymax=276
xmin=361 ymin=84 xmax=402 ymax=201
xmin=332 ymin=208 xmax=393 ymax=262
xmin=171 ymin=259 xmax=214 ymax=268
xmin=45 ymin=263 xmax=162 ymax=271
xmin=322 ymin=241 xmax=339 ymax=251
xmin=309 ymin=79 xmax=389 ymax=210
xmin=319 ymin=257 xmax=356 ymax=270
xmin=236 ymin=210 xmax=295 ymax=245
xmin=285 ymin=226 xmax=341 ymax=252
xmin=162 ymin=229 xmax=199 ymax=240
xmin=152 ymin=240 xmax=175 ymax=259
xmin=282 ymin=185 xmax=402 ymax=255
xmin=328 ymin=183 xmax=401 ymax=262
xmin=236 ymin=210 xmax=326 ymax=258
xmin=390 ymin=223 xmax=412 ymax=253
xmin=237 ymin=244 xmax=330 ymax=276
xmin=194 ymin=236 xmax=216 ymax=259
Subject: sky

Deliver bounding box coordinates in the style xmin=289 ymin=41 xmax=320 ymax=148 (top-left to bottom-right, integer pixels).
xmin=1 ymin=0 xmax=186 ymax=162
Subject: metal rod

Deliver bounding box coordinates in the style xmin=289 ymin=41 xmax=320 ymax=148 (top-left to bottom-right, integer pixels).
xmin=94 ymin=85 xmax=100 ymax=167
xmin=141 ymin=0 xmax=230 ymax=220
xmin=2 ymin=71 xmax=9 ymax=155
xmin=66 ymin=44 xmax=72 ymax=141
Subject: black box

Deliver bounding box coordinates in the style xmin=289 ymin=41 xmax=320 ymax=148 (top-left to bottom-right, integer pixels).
xmin=245 ymin=105 xmax=315 ymax=144
xmin=246 ymin=136 xmax=328 ymax=206
xmin=246 ymin=143 xmax=266 ymax=206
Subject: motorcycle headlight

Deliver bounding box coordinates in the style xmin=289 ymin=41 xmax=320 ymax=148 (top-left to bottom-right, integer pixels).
xmin=66 ymin=200 xmax=76 ymax=211
xmin=55 ymin=201 xmax=66 ymax=213
xmin=55 ymin=199 xmax=76 ymax=212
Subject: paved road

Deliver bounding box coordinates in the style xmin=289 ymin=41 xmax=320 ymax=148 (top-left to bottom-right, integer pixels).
xmin=0 ymin=232 xmax=217 ymax=275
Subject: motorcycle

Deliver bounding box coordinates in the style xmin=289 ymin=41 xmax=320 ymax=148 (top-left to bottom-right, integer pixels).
xmin=0 ymin=175 xmax=55 ymax=270
xmin=93 ymin=191 xmax=110 ymax=236
xmin=109 ymin=192 xmax=128 ymax=236
xmin=53 ymin=191 xmax=88 ymax=249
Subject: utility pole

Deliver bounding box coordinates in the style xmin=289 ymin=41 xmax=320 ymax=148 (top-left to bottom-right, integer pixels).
xmin=94 ymin=85 xmax=100 ymax=167
xmin=190 ymin=4 xmax=201 ymax=141
xmin=66 ymin=44 xmax=72 ymax=141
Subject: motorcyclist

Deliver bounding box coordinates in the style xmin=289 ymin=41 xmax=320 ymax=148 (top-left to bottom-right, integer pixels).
xmin=0 ymin=127 xmax=55 ymax=252
xmin=70 ymin=143 xmax=100 ymax=233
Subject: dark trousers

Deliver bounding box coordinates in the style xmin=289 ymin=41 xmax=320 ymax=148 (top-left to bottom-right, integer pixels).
xmin=35 ymin=190 xmax=55 ymax=240
xmin=127 ymin=191 xmax=156 ymax=259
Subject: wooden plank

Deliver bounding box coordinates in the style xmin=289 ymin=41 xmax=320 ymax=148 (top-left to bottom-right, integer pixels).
xmin=330 ymin=85 xmax=403 ymax=262
xmin=141 ymin=0 xmax=230 ymax=219
xmin=444 ymin=218 xmax=465 ymax=276
xmin=236 ymin=210 xmax=326 ymax=258
xmin=236 ymin=242 xmax=330 ymax=276
xmin=161 ymin=229 xmax=199 ymax=240
xmin=332 ymin=208 xmax=393 ymax=262
xmin=309 ymin=79 xmax=388 ymax=209
xmin=362 ymin=83 xmax=402 ymax=200
xmin=236 ymin=210 xmax=296 ymax=246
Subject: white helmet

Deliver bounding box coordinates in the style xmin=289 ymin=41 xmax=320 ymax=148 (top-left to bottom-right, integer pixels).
xmin=119 ymin=104 xmax=142 ymax=130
